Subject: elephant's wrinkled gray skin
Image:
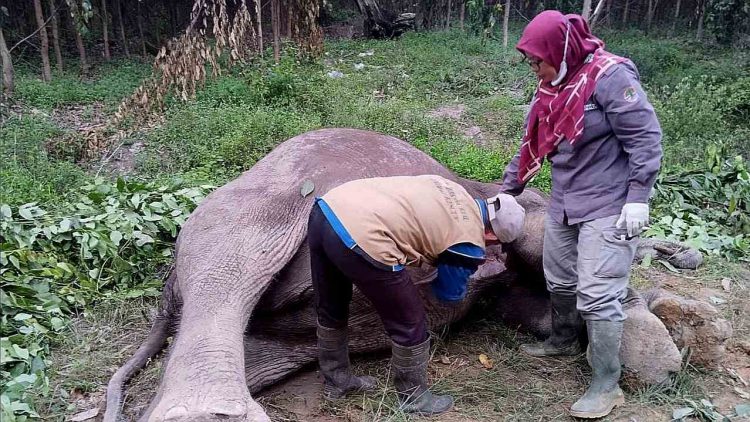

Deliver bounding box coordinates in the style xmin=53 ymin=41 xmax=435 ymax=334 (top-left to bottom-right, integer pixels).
xmin=104 ymin=129 xmax=712 ymax=422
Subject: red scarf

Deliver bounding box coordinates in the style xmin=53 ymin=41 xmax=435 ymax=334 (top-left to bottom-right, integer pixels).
xmin=516 ymin=11 xmax=627 ymax=182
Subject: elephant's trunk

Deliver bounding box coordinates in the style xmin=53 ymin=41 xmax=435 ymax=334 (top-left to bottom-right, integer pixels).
xmin=142 ymin=301 xmax=270 ymax=422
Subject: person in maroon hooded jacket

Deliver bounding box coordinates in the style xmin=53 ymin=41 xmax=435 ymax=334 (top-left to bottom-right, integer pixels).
xmin=499 ymin=10 xmax=663 ymax=419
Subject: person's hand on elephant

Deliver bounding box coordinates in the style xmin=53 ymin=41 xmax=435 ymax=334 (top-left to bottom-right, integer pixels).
xmin=616 ymin=203 xmax=650 ymax=238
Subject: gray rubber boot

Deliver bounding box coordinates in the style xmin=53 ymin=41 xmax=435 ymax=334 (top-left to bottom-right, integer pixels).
xmin=391 ymin=336 xmax=454 ymax=415
xmin=520 ymin=293 xmax=583 ymax=357
xmin=317 ymin=323 xmax=378 ymax=400
xmin=570 ymin=320 xmax=625 ymax=419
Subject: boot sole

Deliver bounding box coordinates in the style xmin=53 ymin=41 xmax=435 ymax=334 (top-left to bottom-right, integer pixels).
xmin=569 ymin=394 xmax=625 ymax=419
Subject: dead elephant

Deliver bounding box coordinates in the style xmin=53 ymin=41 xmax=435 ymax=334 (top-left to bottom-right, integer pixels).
xmin=104 ymin=128 xmax=725 ymax=422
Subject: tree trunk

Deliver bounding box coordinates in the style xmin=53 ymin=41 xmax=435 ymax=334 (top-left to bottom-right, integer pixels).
xmin=48 ymin=0 xmax=63 ymax=73
xmin=445 ymin=0 xmax=452 ymax=29
xmin=101 ymin=0 xmax=111 ymax=60
xmin=137 ymin=0 xmax=146 ymax=55
xmin=671 ymin=0 xmax=681 ymax=35
xmin=459 ymin=0 xmax=465 ymax=30
xmin=581 ymin=0 xmax=593 ymax=21
xmin=33 ymin=0 xmax=52 ymax=82
xmin=355 ymin=0 xmax=416 ymax=38
xmin=255 ymin=0 xmax=263 ymax=54
xmin=503 ymin=0 xmax=511 ymax=48
xmin=69 ymin=3 xmax=90 ymax=74
xmin=605 ymin=0 xmax=612 ymax=26
xmin=623 ymin=0 xmax=630 ymax=25
xmin=646 ymin=0 xmax=658 ymax=33
xmin=0 ymin=27 xmax=14 ymax=99
xmin=696 ymin=0 xmax=705 ymax=39
xmin=115 ymin=0 xmax=129 ymax=56
xmin=272 ymin=0 xmax=280 ymax=63
xmin=286 ymin=0 xmax=293 ymax=38
xmin=590 ymin=0 xmax=607 ymax=28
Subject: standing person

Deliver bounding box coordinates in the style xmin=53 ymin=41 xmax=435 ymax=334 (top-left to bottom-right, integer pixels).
xmin=308 ymin=174 xmax=525 ymax=415
xmin=499 ymin=10 xmax=663 ymax=419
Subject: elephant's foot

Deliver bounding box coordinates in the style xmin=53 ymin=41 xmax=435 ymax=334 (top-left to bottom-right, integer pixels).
xmin=644 ymin=288 xmax=732 ymax=368
xmin=144 ymin=391 xmax=269 ymax=422
xmin=620 ymin=289 xmax=682 ymax=387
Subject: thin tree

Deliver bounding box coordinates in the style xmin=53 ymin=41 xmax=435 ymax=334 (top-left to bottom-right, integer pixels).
xmin=68 ymin=0 xmax=89 ymax=73
xmin=445 ymin=0 xmax=452 ymax=29
xmin=286 ymin=0 xmax=293 ymax=38
xmin=48 ymin=0 xmax=63 ymax=72
xmin=255 ymin=0 xmax=263 ymax=54
xmin=646 ymin=0 xmax=659 ymax=32
xmin=101 ymin=0 xmax=111 ymax=59
xmin=272 ymin=0 xmax=280 ymax=62
xmin=459 ymin=0 xmax=465 ymax=30
xmin=114 ymin=0 xmax=129 ymax=56
xmin=582 ymin=0 xmax=592 ymax=21
xmin=137 ymin=0 xmax=146 ymax=55
xmin=34 ymin=0 xmax=52 ymax=81
xmin=622 ymin=0 xmax=631 ymax=25
xmin=604 ymin=0 xmax=612 ymax=26
xmin=503 ymin=0 xmax=511 ymax=48
xmin=0 ymin=26 xmax=13 ymax=98
xmin=696 ymin=0 xmax=706 ymax=39
xmin=671 ymin=0 xmax=682 ymax=35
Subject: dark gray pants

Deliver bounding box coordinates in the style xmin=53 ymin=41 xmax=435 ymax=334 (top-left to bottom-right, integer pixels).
xmin=308 ymin=205 xmax=428 ymax=346
xmin=543 ymin=214 xmax=638 ymax=321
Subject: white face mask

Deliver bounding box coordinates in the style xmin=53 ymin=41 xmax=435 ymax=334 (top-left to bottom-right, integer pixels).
xmin=550 ymin=19 xmax=571 ymax=87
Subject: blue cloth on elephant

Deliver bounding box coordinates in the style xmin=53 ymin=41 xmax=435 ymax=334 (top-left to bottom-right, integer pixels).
xmin=431 ymin=243 xmax=485 ymax=303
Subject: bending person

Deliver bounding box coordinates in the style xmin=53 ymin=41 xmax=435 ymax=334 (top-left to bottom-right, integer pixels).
xmin=499 ymin=10 xmax=663 ymax=419
xmin=307 ymin=174 xmax=525 ymax=415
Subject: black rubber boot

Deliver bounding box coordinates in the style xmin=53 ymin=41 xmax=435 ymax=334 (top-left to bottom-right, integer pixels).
xmin=317 ymin=322 xmax=378 ymax=400
xmin=570 ymin=320 xmax=625 ymax=419
xmin=521 ymin=293 xmax=583 ymax=357
xmin=391 ymin=336 xmax=454 ymax=415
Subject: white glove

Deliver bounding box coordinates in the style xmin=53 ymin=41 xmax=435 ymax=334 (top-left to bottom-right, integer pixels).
xmin=616 ymin=203 xmax=649 ymax=238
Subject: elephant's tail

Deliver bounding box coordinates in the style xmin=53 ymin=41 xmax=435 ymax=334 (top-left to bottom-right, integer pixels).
xmin=104 ymin=269 xmax=180 ymax=422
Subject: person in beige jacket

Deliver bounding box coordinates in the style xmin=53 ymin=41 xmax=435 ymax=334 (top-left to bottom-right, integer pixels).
xmin=307 ymin=174 xmax=525 ymax=415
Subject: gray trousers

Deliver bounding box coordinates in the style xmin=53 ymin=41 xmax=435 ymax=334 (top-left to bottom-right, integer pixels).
xmin=543 ymin=214 xmax=638 ymax=322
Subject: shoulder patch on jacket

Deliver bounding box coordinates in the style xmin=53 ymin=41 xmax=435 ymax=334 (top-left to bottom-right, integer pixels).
xmin=623 ymin=86 xmax=639 ymax=103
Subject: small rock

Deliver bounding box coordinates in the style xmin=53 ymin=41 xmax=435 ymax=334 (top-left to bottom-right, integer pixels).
xmin=68 ymin=407 xmax=99 ymax=422
xmin=326 ymin=70 xmax=344 ymax=78
xmin=353 ymin=63 xmax=365 ymax=70
xmin=709 ymin=296 xmax=727 ymax=305
xmin=463 ymin=126 xmax=482 ymax=138
xmin=439 ymin=355 xmax=450 ymax=365
xmin=358 ymin=50 xmax=374 ymax=57
xmin=721 ymin=278 xmax=732 ymax=292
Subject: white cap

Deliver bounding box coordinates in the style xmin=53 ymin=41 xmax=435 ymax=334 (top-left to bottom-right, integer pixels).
xmin=486 ymin=193 xmax=526 ymax=243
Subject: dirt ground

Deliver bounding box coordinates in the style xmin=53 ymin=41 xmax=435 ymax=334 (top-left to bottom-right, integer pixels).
xmin=41 ymin=260 xmax=750 ymax=422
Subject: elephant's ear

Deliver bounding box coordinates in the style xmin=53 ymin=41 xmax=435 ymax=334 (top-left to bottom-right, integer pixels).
xmin=300 ymin=180 xmax=315 ymax=197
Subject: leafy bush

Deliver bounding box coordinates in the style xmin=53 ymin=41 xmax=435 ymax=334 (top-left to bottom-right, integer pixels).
xmin=648 ymin=143 xmax=750 ymax=261
xmin=0 ymin=115 xmax=90 ymax=206
xmin=1 ymin=179 xmax=212 ymax=421
xmin=14 ymin=60 xmax=151 ymax=110
xmin=652 ymin=75 xmax=750 ymax=168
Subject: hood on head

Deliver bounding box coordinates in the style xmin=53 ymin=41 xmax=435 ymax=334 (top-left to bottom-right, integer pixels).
xmin=516 ymin=10 xmax=604 ymax=83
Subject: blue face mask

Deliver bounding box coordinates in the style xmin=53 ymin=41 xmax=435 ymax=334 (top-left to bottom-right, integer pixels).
xmin=431 ymin=253 xmax=481 ymax=303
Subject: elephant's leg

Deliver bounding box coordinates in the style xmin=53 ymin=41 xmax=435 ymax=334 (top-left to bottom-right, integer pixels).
xmin=142 ymin=290 xmax=269 ymax=422
xmin=619 ymin=289 xmax=682 ymax=387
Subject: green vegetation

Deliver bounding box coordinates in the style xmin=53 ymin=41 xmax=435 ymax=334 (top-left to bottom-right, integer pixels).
xmin=1 ymin=29 xmax=748 ymax=420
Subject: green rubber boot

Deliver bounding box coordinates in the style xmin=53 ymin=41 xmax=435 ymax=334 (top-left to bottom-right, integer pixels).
xmin=392 ymin=336 xmax=454 ymax=415
xmin=520 ymin=293 xmax=583 ymax=357
xmin=570 ymin=320 xmax=625 ymax=419
xmin=317 ymin=322 xmax=378 ymax=400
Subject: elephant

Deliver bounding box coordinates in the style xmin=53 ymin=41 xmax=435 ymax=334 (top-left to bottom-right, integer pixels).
xmin=104 ymin=128 xmax=730 ymax=422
